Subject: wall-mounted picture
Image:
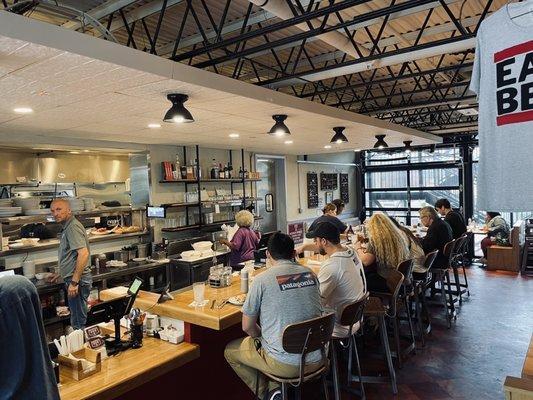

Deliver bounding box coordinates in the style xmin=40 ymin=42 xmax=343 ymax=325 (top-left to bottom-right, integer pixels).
xmin=325 ymin=191 xmax=333 ymax=204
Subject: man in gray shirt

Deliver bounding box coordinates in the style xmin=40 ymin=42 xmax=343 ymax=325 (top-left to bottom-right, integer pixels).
xmin=224 ymin=232 xmax=323 ymax=400
xmin=50 ymin=199 xmax=92 ymax=330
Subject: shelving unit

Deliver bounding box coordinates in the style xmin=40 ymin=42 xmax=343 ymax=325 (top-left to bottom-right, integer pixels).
xmin=160 ymin=147 xmax=261 ymax=234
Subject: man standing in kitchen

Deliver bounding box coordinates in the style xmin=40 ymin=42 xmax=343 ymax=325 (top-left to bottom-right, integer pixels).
xmin=50 ymin=198 xmax=92 ymax=330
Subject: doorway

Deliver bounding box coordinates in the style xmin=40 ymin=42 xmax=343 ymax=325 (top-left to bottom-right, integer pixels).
xmin=255 ymin=155 xmax=287 ymax=233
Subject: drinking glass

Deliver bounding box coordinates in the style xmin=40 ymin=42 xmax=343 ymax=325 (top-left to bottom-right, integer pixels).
xmin=193 ymin=282 xmax=205 ymax=304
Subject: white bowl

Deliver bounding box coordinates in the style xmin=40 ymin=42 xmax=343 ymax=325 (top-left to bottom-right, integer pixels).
xmin=21 ymin=238 xmax=40 ymax=246
xmin=181 ymin=250 xmax=201 ymax=260
xmin=191 ymin=241 xmax=213 ymax=252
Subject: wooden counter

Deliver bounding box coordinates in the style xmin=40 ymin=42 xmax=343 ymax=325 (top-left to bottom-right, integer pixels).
xmin=59 ymin=337 xmax=199 ymax=400
xmin=100 ymin=276 xmax=248 ymax=331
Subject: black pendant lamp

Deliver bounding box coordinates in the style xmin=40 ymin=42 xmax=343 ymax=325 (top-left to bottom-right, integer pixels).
xmin=268 ymin=114 xmax=290 ymax=136
xmin=403 ymin=140 xmax=413 ymax=153
xmin=373 ymin=134 xmax=388 ymax=149
xmin=330 ymin=127 xmax=348 ymax=144
xmin=163 ymin=93 xmax=194 ymax=123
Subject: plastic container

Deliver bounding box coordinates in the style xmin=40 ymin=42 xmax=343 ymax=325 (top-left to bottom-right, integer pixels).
xmin=240 ymin=270 xmax=249 ymax=294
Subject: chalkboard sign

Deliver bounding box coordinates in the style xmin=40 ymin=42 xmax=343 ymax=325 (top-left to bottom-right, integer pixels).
xmin=320 ymin=173 xmax=338 ymax=190
xmin=340 ymin=173 xmax=349 ymax=204
xmin=307 ymin=172 xmax=319 ymax=208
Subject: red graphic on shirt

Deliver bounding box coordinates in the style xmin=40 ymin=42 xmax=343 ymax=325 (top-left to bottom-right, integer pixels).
xmin=494 ymin=40 xmax=533 ymax=126
xmin=276 ymin=272 xmax=316 ymax=291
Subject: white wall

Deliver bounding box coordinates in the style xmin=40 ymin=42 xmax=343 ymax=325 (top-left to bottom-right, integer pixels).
xmin=285 ymin=151 xmax=358 ymax=223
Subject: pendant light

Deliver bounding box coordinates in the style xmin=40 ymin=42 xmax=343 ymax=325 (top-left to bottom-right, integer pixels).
xmin=163 ymin=93 xmax=194 ymax=123
xmin=268 ymin=114 xmax=290 ymax=136
xmin=373 ymin=134 xmax=388 ymax=149
xmin=403 ymin=140 xmax=413 ymax=153
xmin=330 ymin=127 xmax=348 ymax=144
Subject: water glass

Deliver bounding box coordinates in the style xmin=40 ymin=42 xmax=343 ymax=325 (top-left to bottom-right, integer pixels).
xmin=193 ymin=282 xmax=205 ymax=304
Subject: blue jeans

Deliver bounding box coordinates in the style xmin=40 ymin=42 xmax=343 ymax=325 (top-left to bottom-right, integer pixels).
xmin=64 ymin=274 xmax=92 ymax=330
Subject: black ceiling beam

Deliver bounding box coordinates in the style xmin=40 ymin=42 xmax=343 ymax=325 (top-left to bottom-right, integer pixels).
xmin=363 ymin=94 xmax=477 ymax=114
xmin=171 ymin=0 xmax=374 ymax=62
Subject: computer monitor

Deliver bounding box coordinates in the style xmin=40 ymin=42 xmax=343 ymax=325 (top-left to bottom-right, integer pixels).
xmin=147 ymin=206 xmax=166 ymax=218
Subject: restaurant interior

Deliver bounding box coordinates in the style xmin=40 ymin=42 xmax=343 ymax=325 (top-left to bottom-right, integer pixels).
xmin=0 ymin=1 xmax=532 ymax=399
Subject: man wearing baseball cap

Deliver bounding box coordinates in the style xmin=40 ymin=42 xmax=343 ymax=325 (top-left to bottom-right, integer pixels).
xmin=306 ymin=221 xmax=367 ymax=337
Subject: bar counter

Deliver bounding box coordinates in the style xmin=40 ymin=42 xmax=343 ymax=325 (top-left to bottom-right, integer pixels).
xmin=59 ymin=338 xmax=199 ymax=400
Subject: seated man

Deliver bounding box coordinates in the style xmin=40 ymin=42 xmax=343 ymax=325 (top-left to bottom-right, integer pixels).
xmin=224 ymin=232 xmax=323 ymax=400
xmin=306 ymin=222 xmax=367 ymax=337
xmin=419 ymin=206 xmax=453 ymax=269
xmin=434 ymin=198 xmax=467 ymax=239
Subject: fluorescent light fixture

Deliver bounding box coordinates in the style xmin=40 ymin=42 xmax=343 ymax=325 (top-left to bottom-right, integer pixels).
xmin=148 ymin=123 xmax=161 ymax=129
xmin=268 ymin=114 xmax=290 ymax=136
xmin=163 ymin=93 xmax=194 ymax=123
xmin=14 ymin=107 xmax=33 ymax=114
xmin=229 ymin=133 xmax=239 ymax=138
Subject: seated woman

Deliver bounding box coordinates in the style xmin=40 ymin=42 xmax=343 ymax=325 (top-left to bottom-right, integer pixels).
xmin=353 ymin=213 xmax=409 ymax=292
xmin=480 ymin=212 xmax=510 ymax=262
xmin=390 ymin=218 xmax=425 ymax=275
xmin=219 ymin=210 xmax=260 ymax=266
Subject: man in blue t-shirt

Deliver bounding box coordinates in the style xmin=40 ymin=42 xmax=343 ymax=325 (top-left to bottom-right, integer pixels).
xmin=224 ymin=233 xmax=323 ymax=400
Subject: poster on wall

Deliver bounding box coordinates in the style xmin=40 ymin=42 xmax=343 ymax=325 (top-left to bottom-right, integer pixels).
xmin=340 ymin=173 xmax=349 ymax=204
xmin=287 ymin=222 xmax=305 ymax=244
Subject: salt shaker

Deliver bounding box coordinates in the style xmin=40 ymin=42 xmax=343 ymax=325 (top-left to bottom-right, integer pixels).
xmin=240 ymin=270 xmax=249 ymax=294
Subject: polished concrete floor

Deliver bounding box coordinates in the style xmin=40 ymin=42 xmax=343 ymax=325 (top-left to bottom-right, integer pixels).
xmin=347 ymin=267 xmax=533 ymax=400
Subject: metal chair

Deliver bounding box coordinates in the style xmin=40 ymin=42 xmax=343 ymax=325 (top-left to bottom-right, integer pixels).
xmin=449 ymin=234 xmax=470 ymax=304
xmin=412 ymin=250 xmax=438 ymax=346
xmin=330 ymin=293 xmax=369 ymax=400
xmin=355 ymin=270 xmax=404 ymax=395
xmin=256 ymin=313 xmax=335 ymax=400
xmin=429 ymin=240 xmax=456 ymax=328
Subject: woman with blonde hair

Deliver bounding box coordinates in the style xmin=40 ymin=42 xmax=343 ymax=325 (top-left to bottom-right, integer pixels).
xmin=219 ymin=210 xmax=260 ymax=266
xmin=353 ymin=213 xmax=409 ymax=292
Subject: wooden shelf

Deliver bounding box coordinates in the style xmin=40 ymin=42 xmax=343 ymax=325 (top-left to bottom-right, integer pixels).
xmin=160 ymin=178 xmax=261 ymax=184
xmin=159 ymin=179 xmax=198 ymax=184
xmin=162 ymin=202 xmax=200 ymax=208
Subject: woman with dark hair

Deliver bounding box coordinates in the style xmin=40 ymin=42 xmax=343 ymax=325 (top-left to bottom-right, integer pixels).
xmin=331 ymin=199 xmax=345 ymax=216
xmin=0 ymin=275 xmax=60 ymax=400
xmin=480 ymin=212 xmax=510 ymax=262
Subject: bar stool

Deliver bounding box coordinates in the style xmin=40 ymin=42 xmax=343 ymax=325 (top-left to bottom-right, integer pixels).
xmin=394 ymin=259 xmax=416 ymax=368
xmin=354 ymin=270 xmax=404 ymax=395
xmin=330 ymin=293 xmax=369 ymax=400
xmin=429 ymin=240 xmax=456 ymax=328
xmin=449 ymin=234 xmax=470 ymax=304
xmin=255 ymin=313 xmax=335 ymax=400
xmin=412 ymin=250 xmax=438 ymax=346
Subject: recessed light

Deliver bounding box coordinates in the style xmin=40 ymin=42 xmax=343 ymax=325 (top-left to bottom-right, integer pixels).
xmin=14 ymin=107 xmax=33 ymax=114
xmin=324 ymin=145 xmax=332 ymax=149
xmin=353 ymin=149 xmax=361 ymax=152
xmin=83 ymin=150 xmax=90 ymax=153
xmin=148 ymin=123 xmax=161 ymax=129
xmin=69 ymin=151 xmax=80 ymax=154
xmin=284 ymin=140 xmax=293 ymax=144
xmin=229 ymin=133 xmax=239 ymax=138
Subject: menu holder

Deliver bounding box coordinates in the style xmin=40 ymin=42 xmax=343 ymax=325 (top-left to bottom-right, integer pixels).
xmin=58 ymin=348 xmax=102 ymax=381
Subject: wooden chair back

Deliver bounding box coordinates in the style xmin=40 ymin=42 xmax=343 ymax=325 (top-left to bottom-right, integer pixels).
xmin=339 ymin=292 xmax=370 ymax=327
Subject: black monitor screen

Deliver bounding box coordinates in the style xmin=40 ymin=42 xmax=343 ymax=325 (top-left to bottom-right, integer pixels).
xmin=86 ymin=296 xmax=130 ymax=326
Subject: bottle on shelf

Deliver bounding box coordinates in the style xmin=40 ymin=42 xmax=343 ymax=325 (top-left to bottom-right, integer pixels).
xmin=211 ymin=159 xmax=219 ymax=179
xmin=223 ymin=164 xmax=229 ymax=179
xmin=219 ymin=163 xmax=225 ymax=179
xmin=175 ymin=155 xmax=181 ymax=180
xmin=239 ymin=167 xmax=243 ymax=179
xmin=227 ymin=163 xmax=233 ymax=179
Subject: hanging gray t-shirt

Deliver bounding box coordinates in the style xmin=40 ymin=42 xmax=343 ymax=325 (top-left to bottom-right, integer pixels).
xmin=242 ymin=260 xmax=323 ymax=365
xmin=469 ymin=4 xmax=533 ymax=212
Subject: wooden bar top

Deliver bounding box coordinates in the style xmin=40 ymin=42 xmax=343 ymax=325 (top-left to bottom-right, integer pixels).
xmin=100 ymin=276 xmax=249 ymax=331
xmin=59 ymin=337 xmax=199 ymax=400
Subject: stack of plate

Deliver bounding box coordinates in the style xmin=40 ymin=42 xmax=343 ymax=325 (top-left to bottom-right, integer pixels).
xmin=0 ymin=199 xmax=13 ymax=207
xmin=0 ymin=206 xmax=22 ymax=217
xmin=13 ymin=197 xmax=40 ymax=213
xmin=24 ymin=208 xmax=51 ymax=216
xmin=67 ymin=198 xmax=85 ymax=212
xmin=82 ymin=198 xmax=95 ymax=211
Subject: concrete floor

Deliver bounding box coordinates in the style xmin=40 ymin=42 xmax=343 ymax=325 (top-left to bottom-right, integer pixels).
xmin=353 ymin=267 xmax=533 ymax=400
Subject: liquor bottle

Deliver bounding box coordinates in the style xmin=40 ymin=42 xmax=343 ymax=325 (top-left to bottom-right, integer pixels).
xmin=219 ymin=163 xmax=224 ymax=179
xmin=223 ymin=164 xmax=229 ymax=179
xmin=239 ymin=167 xmax=243 ymax=179
xmin=227 ymin=163 xmax=233 ymax=179
xmin=211 ymin=159 xmax=218 ymax=179
xmin=175 ymin=155 xmax=181 ymax=180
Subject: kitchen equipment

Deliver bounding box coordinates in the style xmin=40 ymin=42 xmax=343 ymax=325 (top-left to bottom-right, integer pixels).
xmin=203 ymin=212 xmax=214 ymax=224
xmin=21 ymin=223 xmax=55 ymax=239
xmin=191 ymin=241 xmax=213 ymax=252
xmin=13 ymin=197 xmax=40 ymax=212
xmin=145 ymin=315 xmax=160 ymax=336
xmin=211 ymin=231 xmax=227 ymax=252
xmin=152 ymin=250 xmax=167 ymax=260
xmin=118 ymin=250 xmax=130 ymax=263
xmin=22 ymin=260 xmax=36 ymax=279
xmin=137 ymin=244 xmax=149 ymax=259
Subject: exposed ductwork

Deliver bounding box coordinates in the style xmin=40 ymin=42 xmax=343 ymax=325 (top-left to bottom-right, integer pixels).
xmin=266 ymin=37 xmax=476 ymax=89
xmin=247 ymin=0 xmax=370 ymax=59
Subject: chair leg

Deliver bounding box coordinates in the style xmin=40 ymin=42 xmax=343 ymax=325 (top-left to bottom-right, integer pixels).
xmin=392 ymin=316 xmax=402 ymax=369
xmin=414 ymin=289 xmax=425 ymax=347
xmin=445 ymin=271 xmax=456 ymax=321
xmin=404 ymin=295 xmax=417 ymax=355
xmin=330 ymin=341 xmax=341 ymax=400
xmin=379 ymin=315 xmax=398 ymax=394
xmin=420 ymin=285 xmax=432 ymax=336
xmin=352 ymin=335 xmax=366 ymax=400
xmin=462 ymin=265 xmax=470 ymax=296
xmin=347 ymin=338 xmax=353 ymax=388
xmin=452 ymin=266 xmax=462 ymax=305
xmin=322 ymin=373 xmax=330 ymax=400
xmin=281 ymin=382 xmax=289 ymax=400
